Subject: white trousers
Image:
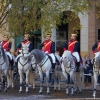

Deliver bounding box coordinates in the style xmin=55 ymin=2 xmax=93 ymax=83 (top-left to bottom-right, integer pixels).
xmin=48 ymin=53 xmax=56 ymax=63
xmin=72 ymin=52 xmax=80 ymax=62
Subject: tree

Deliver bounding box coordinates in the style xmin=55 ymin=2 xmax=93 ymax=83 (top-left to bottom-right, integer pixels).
xmin=0 ymin=0 xmax=11 ymax=35
xmin=7 ymin=0 xmax=100 ymax=36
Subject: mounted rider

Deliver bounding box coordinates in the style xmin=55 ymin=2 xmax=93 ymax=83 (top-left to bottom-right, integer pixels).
xmin=1 ymin=34 xmax=13 ymax=67
xmin=92 ymin=40 xmax=100 ymax=82
xmin=15 ymin=33 xmax=33 ymax=65
xmin=63 ymin=33 xmax=83 ymax=72
xmin=39 ymin=33 xmax=59 ymax=72
xmin=15 ymin=34 xmax=33 ymax=56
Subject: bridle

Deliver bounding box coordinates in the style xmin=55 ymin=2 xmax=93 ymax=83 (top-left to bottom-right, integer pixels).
xmin=18 ymin=48 xmax=29 ymax=67
xmin=62 ymin=56 xmax=71 ymax=68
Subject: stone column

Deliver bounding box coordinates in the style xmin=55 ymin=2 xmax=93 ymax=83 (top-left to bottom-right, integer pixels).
xmin=88 ymin=6 xmax=98 ymax=58
xmin=51 ymin=27 xmax=56 ymax=50
xmin=51 ymin=27 xmax=56 ymax=42
xmin=78 ymin=13 xmax=88 ymax=57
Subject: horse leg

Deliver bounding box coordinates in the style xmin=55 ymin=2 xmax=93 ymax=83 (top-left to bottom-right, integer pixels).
xmin=4 ymin=70 xmax=8 ymax=92
xmin=0 ymin=71 xmax=2 ymax=91
xmin=73 ymin=73 xmax=77 ymax=93
xmin=39 ymin=71 xmax=43 ymax=94
xmin=58 ymin=66 xmax=61 ymax=91
xmin=25 ymin=70 xmax=29 ymax=93
xmin=70 ymin=71 xmax=75 ymax=96
xmin=19 ymin=70 xmax=23 ymax=93
xmin=7 ymin=71 xmax=10 ymax=89
xmin=11 ymin=70 xmax=14 ymax=89
xmin=78 ymin=72 xmax=83 ymax=94
xmin=92 ymin=72 xmax=98 ymax=98
xmin=54 ymin=67 xmax=57 ymax=91
xmin=46 ymin=71 xmax=50 ymax=94
xmin=62 ymin=71 xmax=69 ymax=95
xmin=33 ymin=72 xmax=35 ymax=90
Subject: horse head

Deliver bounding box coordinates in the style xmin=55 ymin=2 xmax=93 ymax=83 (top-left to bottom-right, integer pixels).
xmin=21 ymin=43 xmax=29 ymax=58
xmin=62 ymin=50 xmax=72 ymax=68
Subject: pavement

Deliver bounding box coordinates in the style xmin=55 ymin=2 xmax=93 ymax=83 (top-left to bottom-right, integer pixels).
xmin=1 ymin=70 xmax=100 ymax=100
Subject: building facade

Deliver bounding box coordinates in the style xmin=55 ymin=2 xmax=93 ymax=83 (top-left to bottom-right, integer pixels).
xmin=0 ymin=8 xmax=99 ymax=58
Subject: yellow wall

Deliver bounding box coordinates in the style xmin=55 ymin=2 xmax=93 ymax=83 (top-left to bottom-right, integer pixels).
xmin=68 ymin=14 xmax=80 ymax=40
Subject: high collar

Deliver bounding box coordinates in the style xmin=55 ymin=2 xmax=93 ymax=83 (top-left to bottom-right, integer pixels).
xmin=24 ymin=40 xmax=28 ymax=42
xmin=70 ymin=39 xmax=76 ymax=42
xmin=3 ymin=40 xmax=8 ymax=42
xmin=45 ymin=40 xmax=51 ymax=42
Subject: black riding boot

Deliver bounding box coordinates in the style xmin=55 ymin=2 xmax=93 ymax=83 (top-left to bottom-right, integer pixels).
xmin=10 ymin=60 xmax=14 ymax=70
xmin=52 ymin=63 xmax=56 ymax=72
xmin=76 ymin=62 xmax=80 ymax=72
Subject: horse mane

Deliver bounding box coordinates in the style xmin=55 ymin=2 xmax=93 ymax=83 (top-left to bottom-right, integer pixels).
xmin=31 ymin=49 xmax=46 ymax=63
xmin=1 ymin=47 xmax=9 ymax=65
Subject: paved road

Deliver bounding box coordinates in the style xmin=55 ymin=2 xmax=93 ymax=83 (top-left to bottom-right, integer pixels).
xmin=0 ymin=86 xmax=100 ymax=100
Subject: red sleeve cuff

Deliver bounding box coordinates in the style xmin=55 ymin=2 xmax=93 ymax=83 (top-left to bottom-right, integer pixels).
xmin=17 ymin=48 xmax=20 ymax=51
xmin=64 ymin=48 xmax=66 ymax=51
xmin=93 ymin=51 xmax=96 ymax=54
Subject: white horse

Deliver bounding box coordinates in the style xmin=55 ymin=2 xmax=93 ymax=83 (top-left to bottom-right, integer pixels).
xmin=17 ymin=43 xmax=31 ymax=93
xmin=92 ymin=52 xmax=100 ymax=98
xmin=31 ymin=49 xmax=61 ymax=94
xmin=0 ymin=43 xmax=10 ymax=92
xmin=61 ymin=50 xmax=76 ymax=96
xmin=53 ymin=52 xmax=61 ymax=91
xmin=74 ymin=63 xmax=84 ymax=94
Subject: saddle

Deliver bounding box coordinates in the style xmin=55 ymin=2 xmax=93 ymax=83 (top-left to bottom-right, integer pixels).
xmin=73 ymin=56 xmax=80 ymax=72
xmin=7 ymin=55 xmax=14 ymax=70
xmin=47 ymin=54 xmax=60 ymax=65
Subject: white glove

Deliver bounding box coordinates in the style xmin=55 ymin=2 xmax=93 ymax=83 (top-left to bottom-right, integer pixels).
xmin=45 ymin=51 xmax=48 ymax=54
xmin=68 ymin=51 xmax=71 ymax=53
xmin=4 ymin=49 xmax=6 ymax=51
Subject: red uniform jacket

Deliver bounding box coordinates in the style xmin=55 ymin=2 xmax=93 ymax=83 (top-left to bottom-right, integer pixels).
xmin=64 ymin=40 xmax=79 ymax=53
xmin=44 ymin=40 xmax=52 ymax=53
xmin=39 ymin=40 xmax=55 ymax=54
xmin=2 ymin=40 xmax=12 ymax=51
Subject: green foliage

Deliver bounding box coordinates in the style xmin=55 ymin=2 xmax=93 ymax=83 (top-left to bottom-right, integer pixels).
xmin=0 ymin=0 xmax=11 ymax=34
xmin=5 ymin=0 xmax=100 ymax=36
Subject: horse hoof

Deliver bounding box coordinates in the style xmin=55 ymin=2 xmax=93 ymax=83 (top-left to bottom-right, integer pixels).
xmin=4 ymin=89 xmax=7 ymax=92
xmin=0 ymin=90 xmax=1 ymax=92
xmin=74 ymin=91 xmax=76 ymax=94
xmin=92 ymin=96 xmax=96 ymax=98
xmin=79 ymin=91 xmax=82 ymax=94
xmin=33 ymin=88 xmax=35 ymax=91
xmin=47 ymin=92 xmax=50 ymax=94
xmin=19 ymin=91 xmax=22 ymax=93
xmin=26 ymin=91 xmax=29 ymax=93
xmin=54 ymin=89 xmax=56 ymax=92
xmin=39 ymin=92 xmax=42 ymax=94
xmin=66 ymin=93 xmax=69 ymax=96
xmin=71 ymin=94 xmax=74 ymax=96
